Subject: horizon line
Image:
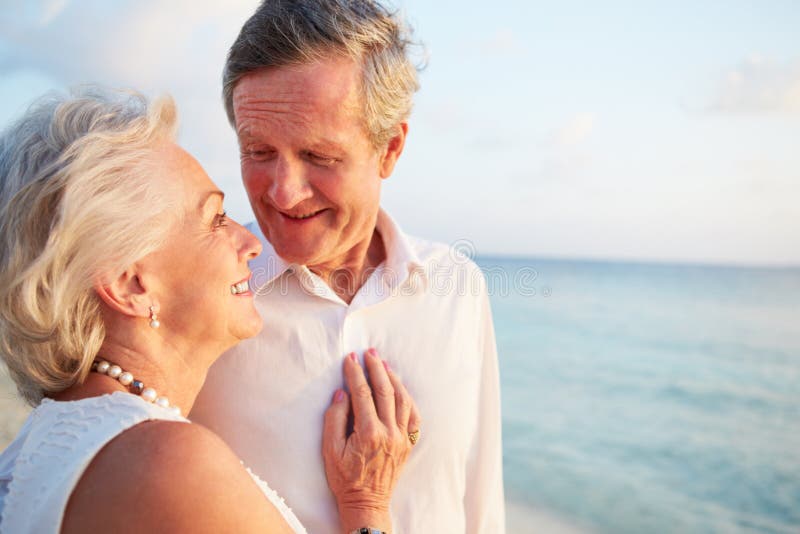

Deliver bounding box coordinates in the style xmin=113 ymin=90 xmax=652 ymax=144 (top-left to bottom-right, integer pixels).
xmin=473 ymin=252 xmax=800 ymax=271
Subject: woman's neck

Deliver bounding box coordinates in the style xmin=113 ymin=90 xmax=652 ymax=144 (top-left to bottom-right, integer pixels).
xmin=53 ymin=336 xmax=214 ymax=416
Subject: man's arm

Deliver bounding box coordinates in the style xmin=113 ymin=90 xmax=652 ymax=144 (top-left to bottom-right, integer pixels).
xmin=464 ymin=277 xmax=506 ymax=533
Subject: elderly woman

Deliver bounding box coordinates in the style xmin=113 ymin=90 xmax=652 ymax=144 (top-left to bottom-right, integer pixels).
xmin=0 ymin=88 xmax=419 ymax=534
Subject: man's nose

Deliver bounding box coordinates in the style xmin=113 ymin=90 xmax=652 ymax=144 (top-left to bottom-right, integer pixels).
xmin=268 ymin=156 xmax=313 ymax=210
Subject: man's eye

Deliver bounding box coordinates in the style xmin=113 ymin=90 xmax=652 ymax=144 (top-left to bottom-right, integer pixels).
xmin=305 ymin=151 xmax=338 ymax=167
xmin=245 ymin=148 xmax=273 ymax=161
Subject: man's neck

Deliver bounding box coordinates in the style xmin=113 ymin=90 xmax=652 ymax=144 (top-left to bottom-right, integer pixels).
xmin=309 ymin=230 xmax=386 ymax=304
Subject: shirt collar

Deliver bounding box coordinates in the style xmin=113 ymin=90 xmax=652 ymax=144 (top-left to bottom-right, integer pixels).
xmin=246 ymin=208 xmax=426 ymax=293
xmin=246 ymin=222 xmax=292 ymax=291
xmin=375 ymin=209 xmax=427 ymax=288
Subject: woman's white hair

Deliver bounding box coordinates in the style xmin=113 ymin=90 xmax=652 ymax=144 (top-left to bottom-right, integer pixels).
xmin=0 ymin=86 xmax=179 ymax=406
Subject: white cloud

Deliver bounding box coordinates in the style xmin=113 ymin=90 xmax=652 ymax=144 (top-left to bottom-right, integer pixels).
xmin=478 ymin=28 xmax=524 ymax=55
xmin=0 ymin=0 xmax=259 ymax=89
xmin=40 ymin=0 xmax=68 ymax=26
xmin=419 ymin=101 xmax=469 ymax=131
xmin=545 ymin=113 xmax=595 ymax=148
xmin=513 ymin=113 xmax=598 ymax=183
xmin=0 ymin=0 xmax=263 ymax=222
xmin=708 ymin=55 xmax=800 ymax=114
xmin=534 ymin=152 xmax=593 ymax=183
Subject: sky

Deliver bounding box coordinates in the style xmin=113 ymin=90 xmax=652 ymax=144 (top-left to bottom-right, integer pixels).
xmin=0 ymin=0 xmax=798 ymax=266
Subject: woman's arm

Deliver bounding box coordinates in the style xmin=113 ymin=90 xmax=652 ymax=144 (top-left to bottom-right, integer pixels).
xmin=62 ymin=420 xmax=296 ymax=534
xmin=62 ymin=350 xmax=419 ymax=534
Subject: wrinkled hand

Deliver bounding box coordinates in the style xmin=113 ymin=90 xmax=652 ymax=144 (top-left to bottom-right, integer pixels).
xmin=322 ymin=348 xmax=421 ymax=532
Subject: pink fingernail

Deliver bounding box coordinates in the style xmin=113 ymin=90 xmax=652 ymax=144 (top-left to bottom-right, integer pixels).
xmin=334 ymin=389 xmax=345 ymax=402
xmin=349 ymin=352 xmax=357 ymax=362
xmin=368 ymin=348 xmax=378 ymax=357
xmin=383 ymin=360 xmax=391 ymax=372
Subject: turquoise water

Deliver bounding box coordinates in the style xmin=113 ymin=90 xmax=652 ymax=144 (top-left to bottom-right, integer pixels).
xmin=478 ymin=257 xmax=800 ymax=534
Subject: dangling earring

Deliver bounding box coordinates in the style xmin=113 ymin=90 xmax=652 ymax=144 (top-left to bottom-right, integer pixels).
xmin=149 ymin=306 xmax=160 ymax=329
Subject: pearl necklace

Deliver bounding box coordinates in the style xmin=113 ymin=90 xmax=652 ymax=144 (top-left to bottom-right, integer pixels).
xmin=91 ymin=360 xmax=182 ymax=416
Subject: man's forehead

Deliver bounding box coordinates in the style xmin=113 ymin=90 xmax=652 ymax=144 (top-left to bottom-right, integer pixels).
xmin=236 ymin=120 xmax=349 ymax=154
xmin=234 ymin=76 xmax=317 ymax=107
xmin=233 ymin=59 xmax=362 ymax=109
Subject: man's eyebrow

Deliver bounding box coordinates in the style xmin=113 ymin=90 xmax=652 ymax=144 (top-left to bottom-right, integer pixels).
xmin=308 ymin=139 xmax=345 ymax=153
xmin=236 ymin=126 xmax=261 ymax=142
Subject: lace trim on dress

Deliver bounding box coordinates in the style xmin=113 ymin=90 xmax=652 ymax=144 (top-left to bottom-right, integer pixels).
xmin=0 ymin=392 xmax=306 ymax=534
xmin=244 ymin=465 xmax=308 ymax=534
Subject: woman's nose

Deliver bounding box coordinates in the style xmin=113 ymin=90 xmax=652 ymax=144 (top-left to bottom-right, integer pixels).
xmin=239 ymin=224 xmax=262 ymax=261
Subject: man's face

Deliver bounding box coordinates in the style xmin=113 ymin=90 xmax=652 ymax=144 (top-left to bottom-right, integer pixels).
xmin=233 ymin=57 xmax=392 ymax=269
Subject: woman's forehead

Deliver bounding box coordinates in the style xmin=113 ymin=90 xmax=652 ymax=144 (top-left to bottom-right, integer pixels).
xmin=152 ymin=142 xmax=219 ymax=204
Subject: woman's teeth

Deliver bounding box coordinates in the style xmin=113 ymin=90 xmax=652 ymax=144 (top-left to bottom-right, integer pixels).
xmin=231 ymin=280 xmax=250 ymax=295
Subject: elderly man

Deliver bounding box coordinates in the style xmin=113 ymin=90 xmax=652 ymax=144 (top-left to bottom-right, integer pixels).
xmin=191 ymin=1 xmax=505 ymax=532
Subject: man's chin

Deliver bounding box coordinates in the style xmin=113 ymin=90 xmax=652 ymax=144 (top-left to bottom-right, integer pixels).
xmin=271 ymin=241 xmax=325 ymax=266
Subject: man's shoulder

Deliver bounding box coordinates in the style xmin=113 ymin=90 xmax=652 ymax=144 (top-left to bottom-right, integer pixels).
xmin=406 ymin=232 xmax=480 ymax=266
xmin=404 ymin=233 xmax=449 ymax=261
xmin=404 ymin=233 xmax=488 ymax=293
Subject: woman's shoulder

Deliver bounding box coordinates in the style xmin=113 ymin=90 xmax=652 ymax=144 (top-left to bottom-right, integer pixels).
xmin=62 ymin=419 xmax=294 ymax=534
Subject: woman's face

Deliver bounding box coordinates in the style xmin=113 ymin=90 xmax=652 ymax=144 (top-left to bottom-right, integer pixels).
xmin=146 ymin=143 xmax=262 ymax=355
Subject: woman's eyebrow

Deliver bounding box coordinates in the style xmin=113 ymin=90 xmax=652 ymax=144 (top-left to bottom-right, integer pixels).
xmin=199 ymin=190 xmax=225 ymax=211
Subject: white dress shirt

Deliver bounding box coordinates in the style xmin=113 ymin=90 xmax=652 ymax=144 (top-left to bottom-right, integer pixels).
xmin=191 ymin=209 xmax=505 ymax=533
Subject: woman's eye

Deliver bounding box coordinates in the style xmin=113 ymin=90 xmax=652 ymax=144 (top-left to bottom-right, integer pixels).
xmin=213 ymin=211 xmax=228 ymax=228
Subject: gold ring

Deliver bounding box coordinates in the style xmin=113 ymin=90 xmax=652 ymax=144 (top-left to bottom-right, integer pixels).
xmin=408 ymin=429 xmax=420 ymax=445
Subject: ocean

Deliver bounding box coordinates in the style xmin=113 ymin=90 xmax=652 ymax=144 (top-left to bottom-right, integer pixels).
xmin=1 ymin=257 xmax=798 ymax=533
xmin=482 ymin=257 xmax=800 ymax=533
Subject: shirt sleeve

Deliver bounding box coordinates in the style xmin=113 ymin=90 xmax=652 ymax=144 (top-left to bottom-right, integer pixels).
xmin=464 ymin=276 xmax=506 ymax=533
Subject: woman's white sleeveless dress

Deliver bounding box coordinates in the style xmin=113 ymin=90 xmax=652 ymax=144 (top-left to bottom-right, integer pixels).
xmin=0 ymin=392 xmax=306 ymax=533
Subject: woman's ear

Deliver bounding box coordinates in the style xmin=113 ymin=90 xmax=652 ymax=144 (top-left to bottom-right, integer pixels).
xmin=93 ymin=265 xmax=153 ymax=319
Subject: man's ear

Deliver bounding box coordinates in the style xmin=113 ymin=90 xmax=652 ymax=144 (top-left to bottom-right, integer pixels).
xmin=93 ymin=265 xmax=153 ymax=319
xmin=378 ymin=122 xmax=408 ymax=179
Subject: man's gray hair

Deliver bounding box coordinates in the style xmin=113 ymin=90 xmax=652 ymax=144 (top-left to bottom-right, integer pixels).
xmin=223 ymin=0 xmax=423 ymax=148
